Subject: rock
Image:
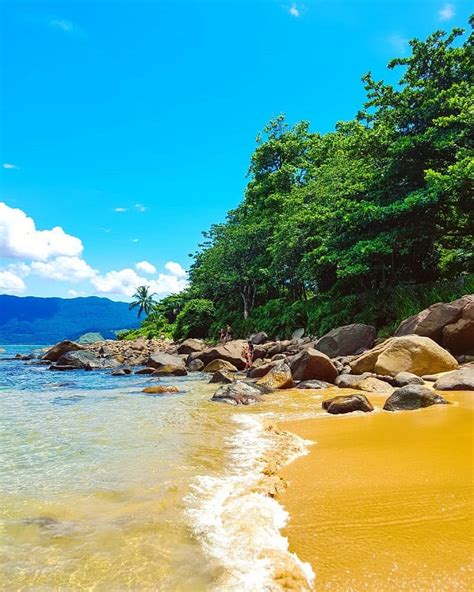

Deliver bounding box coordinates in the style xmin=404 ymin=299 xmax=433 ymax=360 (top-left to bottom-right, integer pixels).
xmin=442 ymin=318 xmax=474 ymax=355
xmin=292 ymin=328 xmax=305 ymax=340
xmin=177 ymin=338 xmax=205 ymax=355
xmin=134 ymin=367 xmax=156 ymax=375
xmin=314 ymin=324 xmax=376 ymax=358
xmin=267 ymin=341 xmax=292 ymax=358
xmin=393 ymin=371 xmax=424 ymax=386
xmin=250 ymin=332 xmax=268 ymax=345
xmin=335 ymin=373 xmax=394 ymax=394
xmin=350 ymin=335 xmax=458 ymax=377
xmin=111 ymin=368 xmax=132 ymax=376
xmin=296 ymin=380 xmax=332 ymax=389
xmin=271 ymin=353 xmax=287 ymax=361
xmin=290 ymin=348 xmax=338 ymax=383
xmin=56 ymin=350 xmax=120 ymax=370
xmin=211 ymin=381 xmax=263 ymax=405
xmin=247 ymin=361 xmax=278 ymax=379
xmin=203 ymin=359 xmax=238 ymax=373
xmin=147 ymin=352 xmax=187 ymax=375
xmin=188 ymin=340 xmax=247 ymax=370
xmin=252 ymin=346 xmax=267 ymax=361
xmin=433 ymin=368 xmax=474 ymax=391
xmin=48 ymin=364 xmax=77 ymax=371
xmin=256 ymin=362 xmax=294 ymax=390
xmin=322 ymin=394 xmax=374 ymax=414
xmin=383 ymin=385 xmax=448 ymax=411
xmin=187 ymin=358 xmax=204 ymax=372
xmin=209 ymin=370 xmax=234 ymax=384
xmin=142 ymin=385 xmax=180 ymax=394
xmin=129 ymin=336 xmax=148 ymax=351
xmin=395 ymin=295 xmax=474 ymax=345
xmin=42 ymin=340 xmax=83 ymax=362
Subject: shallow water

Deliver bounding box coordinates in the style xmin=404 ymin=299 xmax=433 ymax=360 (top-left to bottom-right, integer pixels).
xmin=0 ymin=345 xmax=312 ymax=591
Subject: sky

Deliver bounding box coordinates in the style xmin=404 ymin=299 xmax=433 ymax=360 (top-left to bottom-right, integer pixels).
xmin=0 ymin=0 xmax=471 ymax=301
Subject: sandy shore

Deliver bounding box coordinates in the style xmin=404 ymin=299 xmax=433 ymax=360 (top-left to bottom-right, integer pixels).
xmin=277 ymin=390 xmax=474 ymax=591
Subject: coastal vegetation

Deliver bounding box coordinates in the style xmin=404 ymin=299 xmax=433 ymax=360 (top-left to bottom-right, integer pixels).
xmin=122 ymin=19 xmax=473 ymax=342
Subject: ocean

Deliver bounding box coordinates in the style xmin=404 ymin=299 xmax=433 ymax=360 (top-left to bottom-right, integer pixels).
xmin=0 ymin=344 xmax=314 ymax=591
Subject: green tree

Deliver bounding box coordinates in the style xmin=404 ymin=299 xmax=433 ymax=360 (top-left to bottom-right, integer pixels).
xmin=128 ymin=285 xmax=157 ymax=318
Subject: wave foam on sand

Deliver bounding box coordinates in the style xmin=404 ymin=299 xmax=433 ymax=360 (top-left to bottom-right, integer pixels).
xmin=186 ymin=414 xmax=315 ymax=591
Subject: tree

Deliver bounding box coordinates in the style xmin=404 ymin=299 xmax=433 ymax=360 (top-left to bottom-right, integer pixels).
xmin=129 ymin=285 xmax=157 ymax=318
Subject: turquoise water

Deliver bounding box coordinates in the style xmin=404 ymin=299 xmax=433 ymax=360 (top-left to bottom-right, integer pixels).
xmin=0 ymin=345 xmax=313 ymax=591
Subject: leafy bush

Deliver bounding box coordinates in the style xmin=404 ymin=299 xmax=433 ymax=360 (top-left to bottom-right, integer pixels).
xmin=173 ymin=299 xmax=216 ymax=340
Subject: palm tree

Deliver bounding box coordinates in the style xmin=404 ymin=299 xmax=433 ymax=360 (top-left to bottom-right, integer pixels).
xmin=129 ymin=285 xmax=157 ymax=318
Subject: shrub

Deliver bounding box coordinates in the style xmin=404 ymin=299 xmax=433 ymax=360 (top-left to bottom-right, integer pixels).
xmin=173 ymin=299 xmax=216 ymax=340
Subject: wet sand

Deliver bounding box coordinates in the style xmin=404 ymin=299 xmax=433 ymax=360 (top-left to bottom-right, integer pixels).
xmin=277 ymin=391 xmax=474 ymax=591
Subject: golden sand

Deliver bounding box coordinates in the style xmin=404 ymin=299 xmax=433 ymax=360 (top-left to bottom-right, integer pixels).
xmin=277 ymin=391 xmax=474 ymax=591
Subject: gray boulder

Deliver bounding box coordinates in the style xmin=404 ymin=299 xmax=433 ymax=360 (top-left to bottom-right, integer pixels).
xmin=188 ymin=340 xmax=246 ymax=370
xmin=393 ymin=371 xmax=425 ymax=386
xmin=55 ymin=350 xmax=120 ymax=370
xmin=314 ymin=324 xmax=376 ymax=358
xmin=383 ymin=385 xmax=448 ymax=411
xmin=433 ymin=368 xmax=474 ymax=391
xmin=323 ymin=394 xmax=374 ymax=414
xmin=147 ymin=352 xmax=187 ymax=376
xmin=177 ymin=338 xmax=205 ymax=355
xmin=187 ymin=358 xmax=204 ymax=372
xmin=42 ymin=340 xmax=83 ymax=362
xmin=211 ymin=381 xmax=263 ymax=405
xmin=250 ymin=332 xmax=268 ymax=345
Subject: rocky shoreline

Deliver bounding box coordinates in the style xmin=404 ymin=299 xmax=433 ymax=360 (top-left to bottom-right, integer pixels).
xmin=10 ymin=295 xmax=474 ymax=410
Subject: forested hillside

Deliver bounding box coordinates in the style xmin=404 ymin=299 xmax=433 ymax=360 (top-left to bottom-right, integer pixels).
xmin=126 ymin=19 xmax=473 ymax=342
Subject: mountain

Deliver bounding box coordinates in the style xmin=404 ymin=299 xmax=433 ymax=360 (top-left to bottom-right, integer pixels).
xmin=0 ymin=295 xmax=140 ymax=345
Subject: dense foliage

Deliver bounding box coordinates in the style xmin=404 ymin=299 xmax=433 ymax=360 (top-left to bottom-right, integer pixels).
xmin=130 ymin=20 xmax=474 ymax=341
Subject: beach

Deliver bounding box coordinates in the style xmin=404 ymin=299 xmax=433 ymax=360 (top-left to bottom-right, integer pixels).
xmin=277 ymin=390 xmax=474 ymax=591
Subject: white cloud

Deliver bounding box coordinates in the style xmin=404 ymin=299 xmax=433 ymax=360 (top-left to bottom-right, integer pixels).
xmin=0 ymin=270 xmax=26 ymax=294
xmin=0 ymin=202 xmax=83 ymax=261
xmin=48 ymin=18 xmax=83 ymax=35
xmin=3 ymin=163 xmax=17 ymax=169
xmin=7 ymin=262 xmax=31 ymax=278
xmin=30 ymin=256 xmax=96 ymax=282
xmin=136 ymin=260 xmax=156 ymax=274
xmin=134 ymin=203 xmax=147 ymax=212
xmin=68 ymin=289 xmax=86 ymax=298
xmin=132 ymin=238 xmax=139 ymax=243
xmin=289 ymin=3 xmax=300 ymax=17
xmin=388 ymin=34 xmax=409 ymax=54
xmin=439 ymin=3 xmax=455 ymax=21
xmin=114 ymin=207 xmax=128 ymax=213
xmin=165 ymin=261 xmax=187 ymax=277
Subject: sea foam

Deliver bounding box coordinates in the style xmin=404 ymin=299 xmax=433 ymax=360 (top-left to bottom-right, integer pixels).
xmin=185 ymin=414 xmax=315 ymax=591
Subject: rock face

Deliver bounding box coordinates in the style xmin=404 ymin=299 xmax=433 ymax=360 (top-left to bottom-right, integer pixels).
xmin=256 ymin=362 xmax=294 ymax=390
xmin=211 ymin=381 xmax=262 ymax=405
xmin=322 ymin=394 xmax=374 ymax=414
xmin=42 ymin=340 xmax=83 ymax=362
xmin=395 ymin=295 xmax=474 ymax=353
xmin=188 ymin=340 xmax=246 ymax=370
xmin=147 ymin=352 xmax=187 ymax=376
xmin=290 ymin=348 xmax=338 ymax=383
xmin=434 ymin=367 xmax=474 ymax=391
xmin=142 ymin=385 xmax=180 ymax=394
xmin=177 ymin=339 xmax=205 ymax=355
xmin=203 ymin=359 xmax=238 ymax=373
xmin=383 ymin=385 xmax=448 ymax=411
xmin=350 ymin=335 xmax=458 ymax=377
xmin=314 ymin=324 xmax=376 ymax=358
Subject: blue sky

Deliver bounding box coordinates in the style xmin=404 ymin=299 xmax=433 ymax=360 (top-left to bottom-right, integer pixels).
xmin=0 ymin=0 xmax=470 ymax=300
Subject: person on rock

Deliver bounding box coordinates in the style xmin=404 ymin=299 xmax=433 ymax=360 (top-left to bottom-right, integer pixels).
xmin=244 ymin=339 xmax=255 ymax=369
xmin=219 ymin=328 xmax=226 ymax=343
xmin=225 ymin=325 xmax=233 ymax=342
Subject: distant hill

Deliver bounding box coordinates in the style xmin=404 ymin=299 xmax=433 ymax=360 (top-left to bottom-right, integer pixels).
xmin=0 ymin=295 xmax=140 ymax=345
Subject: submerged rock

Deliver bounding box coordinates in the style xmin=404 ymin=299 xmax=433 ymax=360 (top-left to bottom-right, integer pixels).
xmin=142 ymin=385 xmax=180 ymax=394
xmin=322 ymin=394 xmax=374 ymax=414
xmin=433 ymin=367 xmax=474 ymax=391
xmin=383 ymin=385 xmax=448 ymax=411
xmin=211 ymin=381 xmax=262 ymax=405
xmin=111 ymin=368 xmax=132 ymax=376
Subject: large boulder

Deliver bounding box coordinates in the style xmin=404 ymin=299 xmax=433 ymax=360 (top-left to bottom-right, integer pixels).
xmin=392 ymin=371 xmax=425 ymax=386
xmin=433 ymin=367 xmax=474 ymax=391
xmin=55 ymin=350 xmax=119 ymax=370
xmin=203 ymin=359 xmax=238 ymax=373
xmin=250 ymin=332 xmax=268 ymax=345
xmin=188 ymin=340 xmax=247 ymax=370
xmin=257 ymin=362 xmax=294 ymax=390
xmin=248 ymin=360 xmax=278 ymax=379
xmin=147 ymin=352 xmax=187 ymax=376
xmin=211 ymin=381 xmax=262 ymax=405
xmin=177 ymin=338 xmax=205 ymax=355
xmin=395 ymin=296 xmax=474 ymax=348
xmin=42 ymin=340 xmax=83 ymax=362
xmin=335 ymin=373 xmax=394 ymax=394
xmin=314 ymin=324 xmax=376 ymax=358
xmin=290 ymin=348 xmax=338 ymax=383
xmin=350 ymin=335 xmax=458 ymax=377
xmin=384 ymin=385 xmax=448 ymax=411
xmin=442 ymin=317 xmax=474 ymax=355
xmin=322 ymin=394 xmax=374 ymax=415
xmin=187 ymin=358 xmax=204 ymax=372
